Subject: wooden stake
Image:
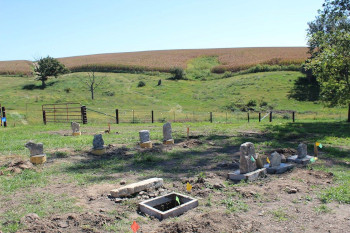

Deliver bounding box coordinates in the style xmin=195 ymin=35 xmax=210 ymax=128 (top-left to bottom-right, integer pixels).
xmin=314 ymin=143 xmax=318 ymax=157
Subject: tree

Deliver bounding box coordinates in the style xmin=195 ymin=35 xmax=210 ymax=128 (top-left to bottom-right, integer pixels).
xmin=34 ymin=56 xmax=69 ymax=88
xmin=84 ymin=68 xmax=103 ymax=100
xmin=306 ymin=0 xmax=350 ymax=122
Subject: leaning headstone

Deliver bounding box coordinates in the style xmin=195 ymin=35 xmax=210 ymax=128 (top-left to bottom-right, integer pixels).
xmin=287 ymin=143 xmax=314 ymax=165
xmin=270 ymin=151 xmax=281 ymax=167
xmin=163 ymin=122 xmax=174 ymax=145
xmin=228 ymin=142 xmax=266 ymax=181
xmin=91 ymin=134 xmax=106 ymax=155
xmin=25 ymin=141 xmax=46 ymax=164
xmin=71 ymin=122 xmax=81 ymax=136
xmin=139 ymin=130 xmax=152 ymax=148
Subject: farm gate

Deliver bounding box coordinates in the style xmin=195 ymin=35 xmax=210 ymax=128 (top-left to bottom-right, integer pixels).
xmin=42 ymin=103 xmax=87 ymax=124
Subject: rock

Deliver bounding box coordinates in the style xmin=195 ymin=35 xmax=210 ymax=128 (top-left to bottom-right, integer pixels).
xmin=71 ymin=122 xmax=80 ymax=133
xmin=297 ymin=143 xmax=307 ymax=159
xmin=281 ymin=154 xmax=286 ymax=163
xmin=163 ymin=122 xmax=173 ymax=141
xmin=20 ymin=213 xmax=40 ymax=224
xmin=270 ymin=151 xmax=282 ymax=167
xmin=239 ymin=142 xmax=257 ymax=174
xmin=120 ymin=180 xmax=126 ymax=185
xmin=93 ymin=134 xmax=104 ymax=149
xmin=110 ymin=178 xmax=164 ymax=197
xmin=139 ymin=191 xmax=146 ymax=195
xmin=158 ymin=188 xmax=165 ymax=192
xmin=285 ymin=187 xmax=298 ymax=194
xmin=13 ymin=167 xmax=22 ymax=174
xmin=157 ymin=79 xmax=162 ymax=86
xmin=57 ymin=220 xmax=69 ymax=228
xmin=115 ymin=198 xmax=123 ymax=203
xmin=213 ymin=183 xmax=225 ymax=189
xmin=25 ymin=141 xmax=44 ymax=156
xmin=142 ymin=195 xmax=149 ymax=199
xmin=256 ymin=155 xmax=264 ymax=169
xmin=139 ymin=130 xmax=150 ymax=143
xmin=0 ymin=171 xmax=3 ymax=175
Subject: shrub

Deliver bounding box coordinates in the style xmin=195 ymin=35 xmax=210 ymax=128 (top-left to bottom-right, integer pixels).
xmin=137 ymin=81 xmax=146 ymax=87
xmin=260 ymin=101 xmax=268 ymax=107
xmin=169 ymin=67 xmax=187 ymax=80
xmin=246 ymin=99 xmax=257 ymax=107
xmin=103 ymin=90 xmax=115 ymax=96
xmin=64 ymin=87 xmax=72 ymax=93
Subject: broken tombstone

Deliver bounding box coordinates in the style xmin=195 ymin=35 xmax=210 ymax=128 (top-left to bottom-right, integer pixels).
xmin=228 ymin=142 xmax=266 ymax=181
xmin=71 ymin=121 xmax=81 ymax=136
xmin=287 ymin=143 xmax=315 ymax=165
xmin=264 ymin=151 xmax=294 ymax=174
xmin=91 ymin=134 xmax=106 ymax=155
xmin=139 ymin=130 xmax=152 ymax=148
xmin=25 ymin=141 xmax=46 ymax=164
xmin=163 ymin=122 xmax=174 ymax=145
xmin=110 ymin=178 xmax=163 ymax=198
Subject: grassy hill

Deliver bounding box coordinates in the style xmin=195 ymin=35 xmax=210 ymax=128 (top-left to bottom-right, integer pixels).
xmin=0 ymin=47 xmax=308 ymax=75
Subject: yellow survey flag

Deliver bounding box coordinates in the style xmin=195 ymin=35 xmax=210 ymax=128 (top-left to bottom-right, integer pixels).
xmin=316 ymin=142 xmax=320 ymax=146
xmin=266 ymin=157 xmax=270 ymax=164
xmin=186 ymin=182 xmax=192 ymax=192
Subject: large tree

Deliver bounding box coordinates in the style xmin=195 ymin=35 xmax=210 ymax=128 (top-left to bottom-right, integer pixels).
xmin=306 ymin=0 xmax=350 ymax=122
xmin=34 ymin=56 xmax=69 ymax=88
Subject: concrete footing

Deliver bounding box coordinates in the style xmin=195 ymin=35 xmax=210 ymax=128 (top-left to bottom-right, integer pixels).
xmin=91 ymin=148 xmax=106 ymax=155
xmin=111 ymin=178 xmax=163 ymax=197
xmin=287 ymin=155 xmax=314 ymax=165
xmin=140 ymin=141 xmax=153 ymax=148
xmin=228 ymin=168 xmax=267 ymax=181
xmin=72 ymin=132 xmax=81 ymax=136
xmin=30 ymin=155 xmax=47 ymax=164
xmin=264 ymin=163 xmax=295 ymax=174
xmin=163 ymin=139 xmax=174 ymax=145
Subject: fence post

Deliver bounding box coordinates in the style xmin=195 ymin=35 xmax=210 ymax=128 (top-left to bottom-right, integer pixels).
xmin=81 ymin=106 xmax=87 ymax=124
xmin=1 ymin=107 xmax=6 ymax=127
xmin=43 ymin=110 xmax=47 ymax=125
xmin=151 ymin=110 xmax=154 ymax=123
xmin=269 ymin=111 xmax=272 ymax=122
xmin=115 ymin=109 xmax=119 ymax=124
xmin=247 ymin=112 xmax=250 ymax=123
xmin=292 ymin=111 xmax=295 ymax=122
xmin=210 ymin=112 xmax=213 ymax=123
xmin=259 ymin=112 xmax=261 ymax=122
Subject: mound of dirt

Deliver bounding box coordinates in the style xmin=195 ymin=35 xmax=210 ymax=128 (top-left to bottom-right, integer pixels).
xmin=18 ymin=212 xmax=113 ymax=233
xmin=5 ymin=160 xmax=33 ymax=174
xmin=155 ymin=211 xmax=260 ymax=233
xmin=270 ymin=148 xmax=297 ymax=157
xmin=177 ymin=139 xmax=203 ymax=148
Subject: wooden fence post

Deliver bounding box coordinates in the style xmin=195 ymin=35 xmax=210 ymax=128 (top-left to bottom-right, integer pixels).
xmin=292 ymin=111 xmax=295 ymax=122
xmin=210 ymin=112 xmax=213 ymax=123
xmin=115 ymin=109 xmax=119 ymax=124
xmin=152 ymin=110 xmax=154 ymax=123
xmin=259 ymin=112 xmax=261 ymax=122
xmin=247 ymin=112 xmax=250 ymax=123
xmin=269 ymin=111 xmax=272 ymax=122
xmin=43 ymin=110 xmax=47 ymax=125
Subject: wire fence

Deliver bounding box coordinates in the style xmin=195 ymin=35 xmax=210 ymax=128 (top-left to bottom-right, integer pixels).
xmin=0 ymin=103 xmax=348 ymax=126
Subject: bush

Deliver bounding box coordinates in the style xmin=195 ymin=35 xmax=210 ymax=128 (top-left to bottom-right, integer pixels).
xmin=137 ymin=81 xmax=146 ymax=87
xmin=260 ymin=101 xmax=268 ymax=107
xmin=169 ymin=67 xmax=187 ymax=80
xmin=103 ymin=90 xmax=115 ymax=96
xmin=64 ymin=87 xmax=72 ymax=93
xmin=246 ymin=99 xmax=257 ymax=107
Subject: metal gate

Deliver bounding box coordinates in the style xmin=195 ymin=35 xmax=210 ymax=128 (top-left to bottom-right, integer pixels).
xmin=42 ymin=103 xmax=85 ymax=124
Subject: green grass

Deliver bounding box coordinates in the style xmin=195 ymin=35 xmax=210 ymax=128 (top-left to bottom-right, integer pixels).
xmin=269 ymin=208 xmax=289 ymax=221
xmin=222 ymin=198 xmax=248 ymax=213
xmin=314 ymin=204 xmax=332 ymax=214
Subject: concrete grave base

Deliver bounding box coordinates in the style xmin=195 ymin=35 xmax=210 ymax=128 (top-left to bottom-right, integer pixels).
xmin=140 ymin=141 xmax=153 ymax=148
xmin=110 ymin=178 xmax=163 ymax=197
xmin=72 ymin=132 xmax=81 ymax=136
xmin=264 ymin=163 xmax=295 ymax=174
xmin=139 ymin=192 xmax=198 ymax=220
xmin=163 ymin=139 xmax=174 ymax=145
xmin=91 ymin=148 xmax=106 ymax=155
xmin=30 ymin=155 xmax=47 ymax=164
xmin=287 ymin=155 xmax=314 ymax=165
xmin=228 ymin=168 xmax=267 ymax=181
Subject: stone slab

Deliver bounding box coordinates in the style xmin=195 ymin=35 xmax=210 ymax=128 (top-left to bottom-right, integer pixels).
xmin=110 ymin=178 xmax=163 ymax=197
xmin=264 ymin=163 xmax=295 ymax=174
xmin=228 ymin=168 xmax=267 ymax=181
xmin=163 ymin=139 xmax=174 ymax=145
xmin=287 ymin=155 xmax=314 ymax=165
xmin=140 ymin=141 xmax=152 ymax=148
xmin=91 ymin=148 xmax=106 ymax=155
xmin=139 ymin=192 xmax=198 ymax=220
xmin=30 ymin=155 xmax=46 ymax=164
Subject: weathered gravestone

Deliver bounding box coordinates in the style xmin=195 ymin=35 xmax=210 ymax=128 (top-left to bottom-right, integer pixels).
xmin=228 ymin=142 xmax=266 ymax=181
xmin=71 ymin=121 xmax=81 ymax=136
xmin=139 ymin=130 xmax=152 ymax=148
xmin=287 ymin=143 xmax=314 ymax=165
xmin=91 ymin=134 xmax=106 ymax=155
xmin=25 ymin=141 xmax=46 ymax=164
xmin=163 ymin=122 xmax=174 ymax=145
xmin=264 ymin=151 xmax=294 ymax=174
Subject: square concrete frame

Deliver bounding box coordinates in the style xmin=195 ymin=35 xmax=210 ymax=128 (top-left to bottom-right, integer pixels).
xmin=139 ymin=192 xmax=198 ymax=220
xmin=287 ymin=155 xmax=314 ymax=165
xmin=264 ymin=163 xmax=295 ymax=174
xmin=228 ymin=168 xmax=267 ymax=181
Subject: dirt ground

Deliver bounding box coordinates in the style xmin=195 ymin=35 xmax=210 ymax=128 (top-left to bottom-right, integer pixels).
xmin=2 ymin=139 xmax=350 ymax=233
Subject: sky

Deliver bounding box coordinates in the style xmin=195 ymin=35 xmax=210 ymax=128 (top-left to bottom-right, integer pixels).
xmin=0 ymin=0 xmax=325 ymax=61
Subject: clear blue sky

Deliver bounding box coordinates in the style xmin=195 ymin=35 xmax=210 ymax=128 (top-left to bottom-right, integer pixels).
xmin=0 ymin=0 xmax=324 ymax=61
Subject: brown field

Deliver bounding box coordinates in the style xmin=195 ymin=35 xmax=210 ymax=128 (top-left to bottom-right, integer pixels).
xmin=0 ymin=47 xmax=309 ymax=75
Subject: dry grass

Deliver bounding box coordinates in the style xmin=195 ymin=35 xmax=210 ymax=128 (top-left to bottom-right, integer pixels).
xmin=0 ymin=60 xmax=33 ymax=75
xmin=0 ymin=47 xmax=309 ymax=75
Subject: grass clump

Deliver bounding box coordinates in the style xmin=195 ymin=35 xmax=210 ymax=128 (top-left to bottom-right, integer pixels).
xmin=269 ymin=208 xmax=289 ymax=221
xmin=314 ymin=204 xmax=332 ymax=214
xmin=222 ymin=198 xmax=248 ymax=213
xmin=137 ymin=80 xmax=146 ymax=87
